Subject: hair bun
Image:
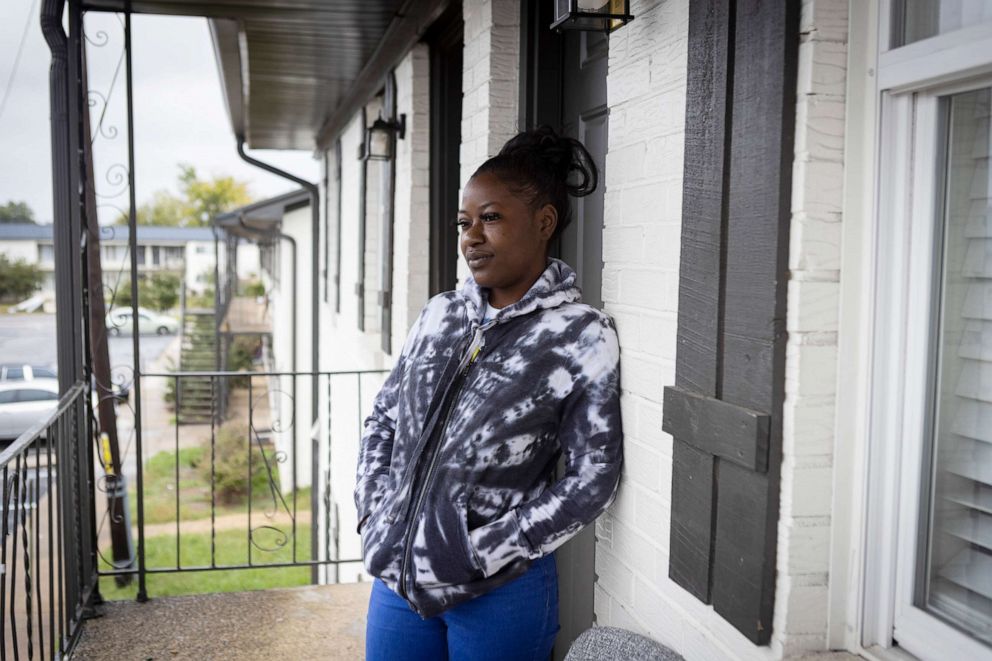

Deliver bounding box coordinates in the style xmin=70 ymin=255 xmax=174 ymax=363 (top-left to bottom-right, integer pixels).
xmin=498 ymin=125 xmax=597 ymax=199
xmin=472 ymin=125 xmax=599 ymax=240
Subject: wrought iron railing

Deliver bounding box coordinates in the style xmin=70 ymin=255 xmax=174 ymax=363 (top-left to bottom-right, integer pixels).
xmin=96 ymin=369 xmax=387 ymax=593
xmin=0 ymin=382 xmax=97 ymax=660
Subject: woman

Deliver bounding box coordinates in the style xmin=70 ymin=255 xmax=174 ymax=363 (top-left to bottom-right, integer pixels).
xmin=355 ymin=125 xmax=623 ymax=661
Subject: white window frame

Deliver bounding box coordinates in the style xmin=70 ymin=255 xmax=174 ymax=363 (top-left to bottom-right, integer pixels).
xmin=860 ymin=3 xmax=992 ymax=659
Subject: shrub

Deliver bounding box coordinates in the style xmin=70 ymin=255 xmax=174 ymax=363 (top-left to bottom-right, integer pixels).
xmin=242 ymin=280 xmax=266 ymax=297
xmin=162 ymin=356 xmax=177 ymax=409
xmin=227 ymin=336 xmax=261 ymax=387
xmin=186 ymin=287 xmax=215 ymax=310
xmin=0 ymin=255 xmax=43 ymax=302
xmin=202 ymin=422 xmax=280 ymax=505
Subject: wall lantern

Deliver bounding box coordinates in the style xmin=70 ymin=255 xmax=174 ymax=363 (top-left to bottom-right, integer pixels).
xmin=551 ymin=0 xmax=634 ymax=32
xmin=362 ymin=112 xmax=406 ymax=161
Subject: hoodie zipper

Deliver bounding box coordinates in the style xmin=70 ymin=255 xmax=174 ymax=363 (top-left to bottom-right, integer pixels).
xmin=398 ymin=322 xmax=491 ymax=605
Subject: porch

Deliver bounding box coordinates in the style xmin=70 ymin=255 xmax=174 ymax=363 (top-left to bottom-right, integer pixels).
xmin=71 ymin=582 xmax=371 ymax=660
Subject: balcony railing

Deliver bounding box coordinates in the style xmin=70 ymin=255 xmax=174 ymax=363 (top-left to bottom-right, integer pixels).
xmin=96 ymin=369 xmax=387 ymax=594
xmin=0 ymin=382 xmax=96 ymax=660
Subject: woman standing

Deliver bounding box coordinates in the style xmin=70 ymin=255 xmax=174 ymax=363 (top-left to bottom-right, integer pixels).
xmin=355 ymin=125 xmax=623 ymax=661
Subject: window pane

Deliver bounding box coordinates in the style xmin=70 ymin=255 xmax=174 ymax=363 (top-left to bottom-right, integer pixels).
xmin=894 ymin=0 xmax=992 ymax=47
xmin=17 ymin=390 xmax=56 ymax=403
xmin=921 ymin=87 xmax=992 ymax=645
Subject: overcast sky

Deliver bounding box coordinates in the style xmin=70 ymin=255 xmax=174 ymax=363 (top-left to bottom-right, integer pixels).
xmin=0 ymin=2 xmax=320 ymax=225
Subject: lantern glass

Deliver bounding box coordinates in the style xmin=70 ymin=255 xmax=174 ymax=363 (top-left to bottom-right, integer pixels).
xmin=365 ymin=120 xmax=393 ymax=161
xmin=551 ymin=0 xmax=633 ymax=32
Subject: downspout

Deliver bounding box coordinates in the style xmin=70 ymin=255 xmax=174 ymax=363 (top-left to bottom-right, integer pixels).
xmin=357 ymin=106 xmax=368 ymax=330
xmin=44 ymin=0 xmax=98 ymax=616
xmin=236 ymin=138 xmax=316 ymax=380
xmin=234 ymin=211 xmax=307 ymax=577
xmin=334 ymin=139 xmax=343 ymax=313
xmin=41 ymin=0 xmax=73 ymax=395
xmin=379 ymin=71 xmax=398 ymax=354
xmin=211 ymin=220 xmax=225 ymax=419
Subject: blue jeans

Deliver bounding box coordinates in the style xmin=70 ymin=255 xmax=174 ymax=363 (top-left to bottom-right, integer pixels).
xmin=365 ymin=553 xmax=560 ymax=661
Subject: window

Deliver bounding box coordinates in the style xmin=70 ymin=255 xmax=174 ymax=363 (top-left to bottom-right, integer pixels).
xmin=865 ymin=9 xmax=992 ymax=658
xmin=102 ymin=245 xmax=125 ymax=262
xmin=17 ymin=389 xmax=57 ymax=403
xmin=918 ymin=87 xmax=992 ymax=646
xmin=0 ymin=391 xmax=15 ymax=404
xmin=32 ymin=367 xmax=56 ymax=379
xmin=4 ymin=367 xmax=24 ymax=380
xmin=38 ymin=244 xmax=54 ymax=264
xmin=892 ymin=0 xmax=992 ymax=47
xmin=152 ymin=246 xmax=161 ymax=266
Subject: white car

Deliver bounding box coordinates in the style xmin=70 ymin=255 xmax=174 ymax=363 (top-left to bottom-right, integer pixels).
xmin=106 ymin=308 xmax=180 ymax=336
xmin=0 ymin=364 xmax=58 ymax=381
xmin=0 ymin=379 xmax=60 ymax=442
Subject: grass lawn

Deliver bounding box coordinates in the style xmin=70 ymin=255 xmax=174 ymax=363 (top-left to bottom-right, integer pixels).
xmin=133 ymin=446 xmax=312 ymax=525
xmin=98 ymin=523 xmax=314 ymax=600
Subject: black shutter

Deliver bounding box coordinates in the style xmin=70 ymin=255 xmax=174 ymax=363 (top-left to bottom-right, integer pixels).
xmin=662 ymin=0 xmax=798 ymax=645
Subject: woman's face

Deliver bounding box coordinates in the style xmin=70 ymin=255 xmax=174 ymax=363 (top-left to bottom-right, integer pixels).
xmin=458 ymin=172 xmax=557 ymax=308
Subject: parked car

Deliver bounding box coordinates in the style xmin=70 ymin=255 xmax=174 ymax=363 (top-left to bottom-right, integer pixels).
xmin=105 ymin=308 xmax=179 ymax=336
xmin=0 ymin=379 xmax=60 ymax=442
xmin=0 ymin=364 xmax=58 ymax=381
xmin=0 ymin=364 xmax=128 ymax=404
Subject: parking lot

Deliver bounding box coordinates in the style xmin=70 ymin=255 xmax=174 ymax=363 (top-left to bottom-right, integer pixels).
xmin=0 ymin=313 xmax=174 ymax=374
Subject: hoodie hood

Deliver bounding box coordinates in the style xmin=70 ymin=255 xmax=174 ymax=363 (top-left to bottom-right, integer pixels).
xmin=458 ymin=257 xmax=583 ymax=324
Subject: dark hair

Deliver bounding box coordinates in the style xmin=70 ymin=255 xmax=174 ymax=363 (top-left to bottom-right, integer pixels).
xmin=471 ymin=125 xmax=598 ymax=239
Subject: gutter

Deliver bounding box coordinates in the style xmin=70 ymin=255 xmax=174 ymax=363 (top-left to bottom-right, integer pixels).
xmin=236 ymin=137 xmax=320 ymax=584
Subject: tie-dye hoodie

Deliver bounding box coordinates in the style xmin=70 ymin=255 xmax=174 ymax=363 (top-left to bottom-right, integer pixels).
xmin=354 ymin=257 xmax=623 ymax=619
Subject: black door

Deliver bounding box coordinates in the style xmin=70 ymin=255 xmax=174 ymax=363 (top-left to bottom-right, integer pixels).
xmin=520 ymin=5 xmax=608 ymax=658
xmin=559 ymin=31 xmax=607 ymax=309
xmin=427 ymin=4 xmax=463 ymax=296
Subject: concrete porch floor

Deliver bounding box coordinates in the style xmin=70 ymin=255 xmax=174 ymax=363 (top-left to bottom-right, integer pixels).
xmin=70 ymin=581 xmax=372 ymax=660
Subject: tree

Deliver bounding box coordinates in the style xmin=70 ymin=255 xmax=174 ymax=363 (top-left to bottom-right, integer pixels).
xmin=116 ymin=163 xmax=252 ymax=227
xmin=0 ymin=201 xmax=37 ymax=224
xmin=0 ymin=255 xmax=43 ymax=301
xmin=107 ymin=272 xmax=180 ymax=312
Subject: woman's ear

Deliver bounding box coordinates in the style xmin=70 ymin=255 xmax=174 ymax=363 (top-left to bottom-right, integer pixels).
xmin=536 ymin=203 xmax=558 ymax=240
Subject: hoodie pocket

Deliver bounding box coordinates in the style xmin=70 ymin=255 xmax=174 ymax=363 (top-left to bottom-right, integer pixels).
xmin=360 ymin=493 xmax=399 ymax=577
xmin=413 ymin=491 xmax=483 ymax=589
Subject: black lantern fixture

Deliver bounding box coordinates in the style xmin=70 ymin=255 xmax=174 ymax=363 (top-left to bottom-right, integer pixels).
xmin=362 ymin=112 xmax=406 ymax=161
xmin=551 ymin=0 xmax=634 ymax=32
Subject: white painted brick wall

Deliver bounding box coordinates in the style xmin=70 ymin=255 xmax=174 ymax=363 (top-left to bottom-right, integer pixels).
xmin=595 ymin=0 xmax=850 ymax=659
xmin=457 ymin=0 xmax=520 ymax=285
xmin=775 ymin=0 xmax=848 ymax=654
xmin=391 ymin=45 xmax=431 ymax=356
